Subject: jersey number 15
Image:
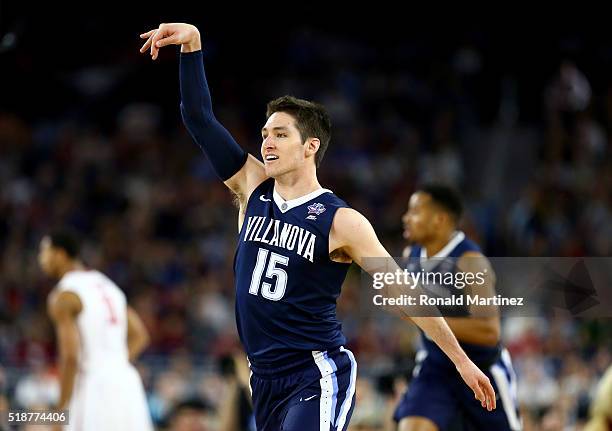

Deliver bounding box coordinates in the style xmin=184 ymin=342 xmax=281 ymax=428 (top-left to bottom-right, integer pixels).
xmin=249 ymin=248 xmax=289 ymax=301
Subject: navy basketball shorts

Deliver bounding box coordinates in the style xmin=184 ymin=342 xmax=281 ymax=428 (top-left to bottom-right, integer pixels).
xmin=394 ymin=349 xmax=522 ymax=431
xmin=249 ymin=347 xmax=357 ymax=431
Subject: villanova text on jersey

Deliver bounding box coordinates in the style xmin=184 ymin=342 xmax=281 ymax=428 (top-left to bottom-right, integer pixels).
xmin=234 ymin=179 xmax=351 ymax=374
xmin=242 ymin=216 xmax=317 ymax=263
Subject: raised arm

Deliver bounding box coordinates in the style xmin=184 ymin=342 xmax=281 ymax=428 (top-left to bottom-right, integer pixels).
xmin=139 ymin=23 xmax=267 ymax=208
xmin=329 ymin=207 xmax=496 ymax=411
xmin=47 ymin=291 xmax=82 ymax=411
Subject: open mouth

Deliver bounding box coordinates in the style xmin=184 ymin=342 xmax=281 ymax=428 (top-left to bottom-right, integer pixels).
xmin=265 ymin=155 xmax=279 ymax=163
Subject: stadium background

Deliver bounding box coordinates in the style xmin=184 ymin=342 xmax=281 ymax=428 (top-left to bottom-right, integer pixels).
xmin=1 ymin=10 xmax=611 ymax=431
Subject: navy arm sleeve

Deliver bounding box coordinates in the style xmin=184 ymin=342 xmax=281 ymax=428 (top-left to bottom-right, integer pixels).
xmin=179 ymin=50 xmax=248 ymax=181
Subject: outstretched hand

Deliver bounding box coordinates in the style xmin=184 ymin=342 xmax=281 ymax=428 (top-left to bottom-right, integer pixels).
xmin=139 ymin=23 xmax=201 ymax=60
xmin=456 ymin=359 xmax=497 ymax=411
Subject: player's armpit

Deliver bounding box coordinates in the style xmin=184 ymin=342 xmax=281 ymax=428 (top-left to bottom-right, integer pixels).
xmin=230 ymin=155 xmax=269 ymax=232
xmin=127 ymin=306 xmax=150 ymax=362
xmin=225 ymin=154 xmax=267 ymax=206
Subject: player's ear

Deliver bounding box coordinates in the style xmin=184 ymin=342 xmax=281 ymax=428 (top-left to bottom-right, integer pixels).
xmin=57 ymin=248 xmax=70 ymax=264
xmin=305 ymin=137 xmax=320 ymax=157
xmin=433 ymin=211 xmax=445 ymax=227
xmin=443 ymin=212 xmax=455 ymax=228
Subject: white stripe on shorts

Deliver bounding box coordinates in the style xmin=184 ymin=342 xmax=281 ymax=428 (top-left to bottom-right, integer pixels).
xmin=313 ymin=351 xmax=336 ymax=431
xmin=335 ymin=347 xmax=357 ymax=431
xmin=500 ymin=348 xmax=519 ymax=407
xmin=246 ymin=357 xmax=253 ymax=397
xmin=490 ymin=363 xmax=522 ymax=431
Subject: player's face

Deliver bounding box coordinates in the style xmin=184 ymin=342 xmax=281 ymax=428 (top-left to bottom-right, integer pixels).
xmin=38 ymin=236 xmax=53 ymax=275
xmin=38 ymin=236 xmax=57 ymax=277
xmin=402 ymin=192 xmax=439 ymax=243
xmin=261 ymin=112 xmax=312 ymax=178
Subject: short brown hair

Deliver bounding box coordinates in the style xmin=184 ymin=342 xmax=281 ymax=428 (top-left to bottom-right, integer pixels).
xmin=266 ymin=95 xmax=331 ymax=168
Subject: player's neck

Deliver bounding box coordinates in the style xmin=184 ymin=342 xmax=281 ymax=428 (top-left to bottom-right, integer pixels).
xmin=424 ymin=230 xmax=456 ymax=257
xmin=273 ymin=169 xmax=322 ymax=201
xmin=57 ymin=260 xmax=85 ymax=278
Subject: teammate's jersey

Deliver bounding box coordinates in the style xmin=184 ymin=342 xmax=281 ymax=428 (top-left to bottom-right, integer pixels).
xmin=404 ymin=231 xmax=501 ymax=368
xmin=234 ymin=179 xmax=351 ymax=374
xmin=55 ymin=270 xmax=129 ymax=371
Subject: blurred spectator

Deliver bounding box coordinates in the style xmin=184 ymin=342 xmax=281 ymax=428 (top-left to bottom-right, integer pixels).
xmin=14 ymin=361 xmax=59 ymax=409
xmin=164 ymin=397 xmax=215 ymax=431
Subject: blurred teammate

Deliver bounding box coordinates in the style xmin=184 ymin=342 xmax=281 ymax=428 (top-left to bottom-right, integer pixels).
xmin=139 ymin=23 xmax=495 ymax=431
xmin=394 ymin=185 xmax=521 ymax=431
xmin=39 ymin=230 xmax=153 ymax=431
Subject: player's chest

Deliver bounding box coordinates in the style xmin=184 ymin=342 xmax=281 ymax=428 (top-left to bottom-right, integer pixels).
xmin=239 ymin=214 xmax=325 ymax=264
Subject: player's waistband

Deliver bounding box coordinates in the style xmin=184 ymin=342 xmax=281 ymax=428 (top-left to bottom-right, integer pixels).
xmin=248 ymin=345 xmax=347 ymax=378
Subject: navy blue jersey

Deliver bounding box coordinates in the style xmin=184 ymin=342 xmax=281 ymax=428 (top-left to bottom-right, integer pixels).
xmin=404 ymin=232 xmax=501 ymax=368
xmin=234 ymin=179 xmax=351 ymax=374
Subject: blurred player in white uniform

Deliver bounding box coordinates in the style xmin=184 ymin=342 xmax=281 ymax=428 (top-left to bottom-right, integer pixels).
xmin=38 ymin=230 xmax=153 ymax=431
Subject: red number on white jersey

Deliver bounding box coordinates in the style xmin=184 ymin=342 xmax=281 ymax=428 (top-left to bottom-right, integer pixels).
xmin=96 ymin=284 xmax=117 ymax=324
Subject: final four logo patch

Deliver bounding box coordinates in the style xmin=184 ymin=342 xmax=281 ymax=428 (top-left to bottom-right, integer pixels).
xmin=307 ymin=203 xmax=326 ymax=216
xmin=306 ymin=203 xmax=326 ymax=220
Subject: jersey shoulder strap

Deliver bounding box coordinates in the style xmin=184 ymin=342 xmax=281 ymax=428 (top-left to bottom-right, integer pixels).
xmin=408 ymin=245 xmax=421 ymax=258
xmin=245 ymin=178 xmax=275 ymax=208
xmin=450 ymin=237 xmax=482 ymax=258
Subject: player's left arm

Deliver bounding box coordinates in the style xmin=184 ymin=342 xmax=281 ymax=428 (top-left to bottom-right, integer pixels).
xmin=127 ymin=306 xmax=150 ymax=362
xmin=48 ymin=291 xmax=82 ymax=411
xmin=330 ymin=207 xmax=496 ymax=411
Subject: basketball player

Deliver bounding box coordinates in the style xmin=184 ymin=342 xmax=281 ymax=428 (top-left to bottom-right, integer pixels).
xmin=38 ymin=230 xmax=153 ymax=431
xmin=139 ymin=23 xmax=495 ymax=430
xmin=394 ymin=185 xmax=521 ymax=431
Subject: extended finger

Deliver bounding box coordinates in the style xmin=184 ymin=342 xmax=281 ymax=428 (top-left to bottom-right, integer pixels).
xmin=484 ymin=380 xmax=496 ymax=410
xmin=139 ymin=29 xmax=155 ymax=39
xmin=472 ymin=380 xmax=486 ymax=407
xmin=140 ymin=36 xmax=152 ymax=53
xmin=140 ymin=33 xmax=155 ymax=53
xmin=479 ymin=380 xmax=493 ymax=411
xmin=150 ymin=28 xmax=167 ymax=59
